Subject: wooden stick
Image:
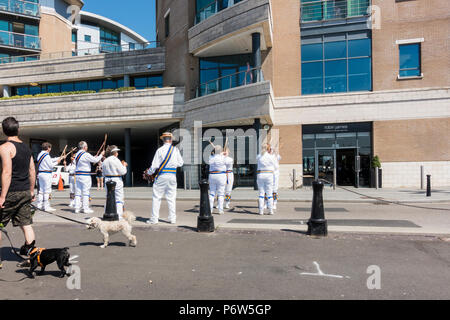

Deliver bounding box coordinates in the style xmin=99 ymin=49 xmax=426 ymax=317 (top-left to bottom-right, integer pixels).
xmin=96 ymin=134 xmax=108 ymax=156
xmin=60 ymin=145 xmax=67 ymax=158
xmin=65 ymin=147 xmax=77 ymax=157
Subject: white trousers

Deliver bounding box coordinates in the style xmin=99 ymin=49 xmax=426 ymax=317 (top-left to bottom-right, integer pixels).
xmin=257 ymin=173 xmax=274 ymax=212
xmin=37 ymin=173 xmax=52 ymax=210
xmin=225 ymin=173 xmax=234 ymax=202
xmin=273 ymin=171 xmax=280 ymax=205
xmin=151 ymin=173 xmax=177 ymax=223
xmin=69 ymin=175 xmax=76 ymax=206
xmin=105 ymin=177 xmax=124 ymax=219
xmin=75 ymin=175 xmax=92 ymax=211
xmin=209 ymin=173 xmax=227 ymax=212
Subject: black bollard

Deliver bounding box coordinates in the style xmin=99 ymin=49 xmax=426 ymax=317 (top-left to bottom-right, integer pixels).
xmin=103 ymin=180 xmax=119 ymax=221
xmin=426 ymin=175 xmax=431 ymax=197
xmin=307 ymin=180 xmax=328 ymax=237
xmin=197 ymin=164 xmax=214 ymax=232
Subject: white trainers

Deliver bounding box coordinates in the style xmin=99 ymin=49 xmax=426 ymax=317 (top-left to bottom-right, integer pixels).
xmin=74 ymin=209 xmax=80 ymax=214
xmin=83 ymin=208 xmax=94 ymax=214
xmin=268 ymin=210 xmax=274 ymax=215
xmin=169 ymin=220 xmax=176 ymax=224
xmin=45 ymin=207 xmax=56 ymax=212
xmin=258 ymin=211 xmax=264 ymax=215
xmin=218 ymin=211 xmax=224 ymax=215
xmin=146 ymin=219 xmax=158 ymax=225
xmin=68 ymin=202 xmax=74 ymax=208
xmin=224 ymin=203 xmax=230 ymax=209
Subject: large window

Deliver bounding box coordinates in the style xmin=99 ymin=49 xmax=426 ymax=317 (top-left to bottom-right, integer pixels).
xmin=301 ymin=32 xmax=372 ymax=95
xmin=199 ymin=54 xmax=253 ymax=96
xmin=13 ymin=77 xmax=125 ymax=96
xmin=131 ymin=75 xmax=163 ymax=89
xmin=100 ymin=27 xmax=120 ymax=52
xmin=399 ymin=43 xmax=421 ymax=77
xmin=195 ymin=0 xmax=244 ymax=23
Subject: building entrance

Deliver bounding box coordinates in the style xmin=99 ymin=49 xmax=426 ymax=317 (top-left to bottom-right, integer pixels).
xmin=336 ymin=148 xmax=356 ymax=186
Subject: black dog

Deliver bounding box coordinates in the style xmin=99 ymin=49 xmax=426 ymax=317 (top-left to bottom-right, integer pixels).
xmin=19 ymin=241 xmax=71 ymax=278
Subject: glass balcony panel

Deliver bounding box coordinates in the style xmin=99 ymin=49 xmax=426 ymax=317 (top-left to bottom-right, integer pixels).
xmin=0 ymin=0 xmax=40 ymax=17
xmin=301 ymin=0 xmax=370 ymax=22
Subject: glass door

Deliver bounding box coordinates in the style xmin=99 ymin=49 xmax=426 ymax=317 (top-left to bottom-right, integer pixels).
xmin=315 ymin=149 xmax=335 ymax=185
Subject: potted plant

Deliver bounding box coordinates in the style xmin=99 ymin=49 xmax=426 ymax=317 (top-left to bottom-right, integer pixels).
xmin=371 ymin=155 xmax=382 ymax=188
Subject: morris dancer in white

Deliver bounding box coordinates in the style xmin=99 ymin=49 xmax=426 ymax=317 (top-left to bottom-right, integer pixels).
xmin=272 ymin=149 xmax=281 ymax=210
xmin=208 ymin=145 xmax=233 ymax=215
xmin=102 ymin=145 xmax=127 ymax=219
xmin=65 ymin=154 xmax=76 ymax=208
xmin=36 ymin=142 xmax=63 ymax=212
xmin=256 ymin=144 xmax=278 ymax=215
xmin=74 ymin=141 xmax=104 ymax=214
xmin=223 ymin=146 xmax=234 ymax=209
xmin=146 ymin=132 xmax=184 ymax=225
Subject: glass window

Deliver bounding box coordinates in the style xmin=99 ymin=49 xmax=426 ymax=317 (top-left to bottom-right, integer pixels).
xmin=0 ymin=20 xmax=9 ymax=32
xmin=348 ymin=38 xmax=371 ymax=57
xmin=133 ymin=76 xmax=147 ymax=89
xmin=301 ymin=43 xmax=323 ymax=62
xmin=302 ymin=62 xmax=323 ymax=94
xmin=336 ymin=132 xmax=356 ymax=148
xmin=324 ymin=41 xmax=346 ymax=60
xmin=399 ymin=43 xmax=421 ymax=77
xmin=303 ymin=149 xmax=315 ymax=176
xmin=117 ymin=78 xmax=124 ymax=88
xmin=74 ymin=81 xmax=88 ymax=91
xmin=357 ymin=132 xmax=371 ymax=148
xmin=315 ymin=133 xmax=335 ymax=148
xmin=349 ymin=57 xmax=371 ymax=91
xmin=102 ymin=79 xmax=116 ymax=89
xmin=302 ymin=134 xmax=315 ymax=149
xmin=325 ymin=60 xmax=347 ymax=93
xmin=47 ymin=84 xmax=60 ymax=93
xmin=24 ymin=24 xmax=38 ymax=36
xmin=61 ymin=82 xmax=74 ymax=92
xmin=29 ymin=85 xmax=41 ymax=95
xmin=72 ymin=31 xmax=77 ymax=43
xmin=84 ymin=35 xmax=91 ymax=42
xmin=147 ymin=75 xmax=163 ymax=87
xmin=88 ymin=80 xmax=102 ymax=91
xmin=16 ymin=86 xmax=29 ymax=96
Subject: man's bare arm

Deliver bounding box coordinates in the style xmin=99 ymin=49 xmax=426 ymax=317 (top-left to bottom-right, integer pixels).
xmin=29 ymin=156 xmax=36 ymax=197
xmin=0 ymin=144 xmax=13 ymax=202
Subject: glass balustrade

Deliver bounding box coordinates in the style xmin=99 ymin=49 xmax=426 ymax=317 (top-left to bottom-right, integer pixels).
xmin=0 ymin=0 xmax=40 ymax=18
xmin=0 ymin=30 xmax=40 ymax=49
xmin=195 ymin=0 xmax=244 ymax=24
xmin=301 ymin=0 xmax=370 ymax=22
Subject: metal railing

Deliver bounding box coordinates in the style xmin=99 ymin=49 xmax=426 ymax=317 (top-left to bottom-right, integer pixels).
xmin=301 ymin=0 xmax=370 ymax=22
xmin=0 ymin=41 xmax=160 ymax=64
xmin=196 ymin=67 xmax=263 ymax=97
xmin=195 ymin=0 xmax=243 ymax=24
xmin=0 ymin=0 xmax=40 ymax=18
xmin=0 ymin=29 xmax=40 ymax=50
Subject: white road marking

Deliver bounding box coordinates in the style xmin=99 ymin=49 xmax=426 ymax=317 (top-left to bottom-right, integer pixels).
xmin=300 ymin=261 xmax=350 ymax=279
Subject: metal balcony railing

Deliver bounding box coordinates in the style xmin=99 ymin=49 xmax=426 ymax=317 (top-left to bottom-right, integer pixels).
xmin=195 ymin=0 xmax=244 ymax=24
xmin=196 ymin=67 xmax=263 ymax=97
xmin=0 ymin=41 xmax=160 ymax=64
xmin=301 ymin=0 xmax=370 ymax=22
xmin=0 ymin=0 xmax=40 ymax=18
xmin=0 ymin=30 xmax=40 ymax=50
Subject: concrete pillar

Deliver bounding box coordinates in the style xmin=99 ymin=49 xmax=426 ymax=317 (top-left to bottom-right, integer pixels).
xmin=253 ymin=118 xmax=261 ymax=190
xmin=124 ymin=128 xmax=132 ymax=187
xmin=3 ymin=85 xmax=11 ymax=98
xmin=124 ymin=75 xmax=130 ymax=88
xmin=252 ymin=32 xmax=261 ymax=83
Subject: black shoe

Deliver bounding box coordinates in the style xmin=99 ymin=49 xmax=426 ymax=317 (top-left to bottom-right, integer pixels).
xmin=16 ymin=260 xmax=30 ymax=268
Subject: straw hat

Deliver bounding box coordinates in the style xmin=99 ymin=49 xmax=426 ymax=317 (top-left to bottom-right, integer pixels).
xmin=160 ymin=132 xmax=173 ymax=140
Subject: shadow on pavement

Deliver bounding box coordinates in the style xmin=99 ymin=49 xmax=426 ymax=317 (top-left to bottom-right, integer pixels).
xmin=79 ymin=242 xmax=126 ymax=247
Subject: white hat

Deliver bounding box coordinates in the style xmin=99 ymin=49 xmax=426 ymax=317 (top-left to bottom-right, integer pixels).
xmin=111 ymin=147 xmax=120 ymax=152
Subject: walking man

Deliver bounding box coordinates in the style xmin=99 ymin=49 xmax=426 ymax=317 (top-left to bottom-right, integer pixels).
xmin=0 ymin=117 xmax=36 ymax=269
xmin=256 ymin=144 xmax=278 ymax=215
xmin=146 ymin=132 xmax=183 ymax=225
xmin=36 ymin=142 xmax=63 ymax=212
xmin=102 ymin=145 xmax=127 ymax=219
xmin=73 ymin=141 xmax=104 ymax=214
xmin=208 ymin=145 xmax=233 ymax=214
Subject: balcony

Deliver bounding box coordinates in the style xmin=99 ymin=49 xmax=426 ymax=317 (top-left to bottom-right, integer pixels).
xmin=0 ymin=46 xmax=165 ymax=86
xmin=189 ymin=0 xmax=272 ymax=57
xmin=301 ymin=0 xmax=370 ymax=23
xmin=0 ymin=41 xmax=160 ymax=64
xmin=0 ymin=0 xmax=40 ymax=19
xmin=195 ymin=0 xmax=245 ymax=24
xmin=196 ymin=66 xmax=263 ymax=97
xmin=0 ymin=30 xmax=40 ymax=51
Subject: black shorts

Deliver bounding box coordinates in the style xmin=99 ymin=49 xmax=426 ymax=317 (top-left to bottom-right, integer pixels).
xmin=0 ymin=191 xmax=33 ymax=228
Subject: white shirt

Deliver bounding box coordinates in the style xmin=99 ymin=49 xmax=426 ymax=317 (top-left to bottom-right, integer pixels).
xmin=274 ymin=154 xmax=281 ymax=174
xmin=36 ymin=151 xmax=59 ymax=172
xmin=74 ymin=149 xmax=103 ymax=173
xmin=102 ymin=155 xmax=127 ymax=177
xmin=225 ymin=156 xmax=234 ymax=172
xmin=148 ymin=143 xmax=184 ymax=175
xmin=208 ymin=154 xmax=232 ymax=172
xmin=257 ymin=152 xmax=278 ymax=172
xmin=67 ymin=161 xmax=76 ymax=175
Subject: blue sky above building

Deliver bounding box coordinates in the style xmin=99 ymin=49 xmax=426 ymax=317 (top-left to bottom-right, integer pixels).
xmin=82 ymin=0 xmax=156 ymax=42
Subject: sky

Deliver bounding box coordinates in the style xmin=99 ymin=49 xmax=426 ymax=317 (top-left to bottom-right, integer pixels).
xmin=82 ymin=0 xmax=157 ymax=42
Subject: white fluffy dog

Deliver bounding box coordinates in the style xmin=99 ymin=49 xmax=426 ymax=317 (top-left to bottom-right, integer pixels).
xmin=86 ymin=211 xmax=137 ymax=248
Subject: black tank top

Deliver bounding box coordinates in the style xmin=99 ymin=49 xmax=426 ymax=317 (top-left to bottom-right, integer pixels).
xmin=9 ymin=141 xmax=32 ymax=192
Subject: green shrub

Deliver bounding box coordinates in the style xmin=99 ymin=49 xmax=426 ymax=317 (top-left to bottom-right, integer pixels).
xmin=371 ymin=155 xmax=381 ymax=168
